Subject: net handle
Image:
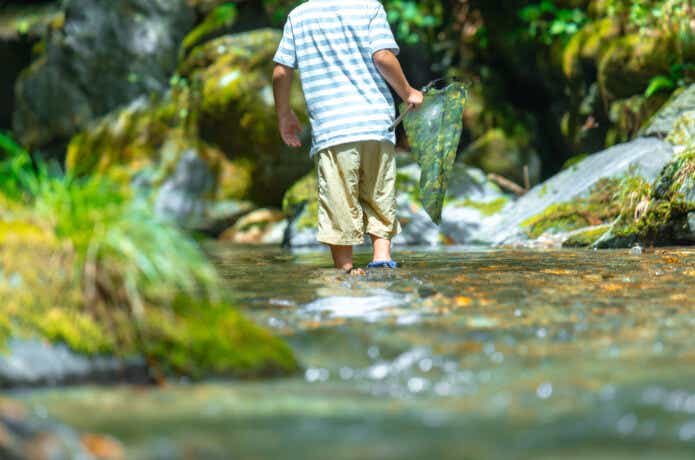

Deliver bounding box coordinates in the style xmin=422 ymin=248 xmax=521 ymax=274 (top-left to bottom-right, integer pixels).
xmin=388 ymin=78 xmax=466 ymax=132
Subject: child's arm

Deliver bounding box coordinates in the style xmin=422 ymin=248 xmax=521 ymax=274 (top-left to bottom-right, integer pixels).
xmin=273 ymin=64 xmax=302 ymax=148
xmin=373 ymin=50 xmax=424 ymax=109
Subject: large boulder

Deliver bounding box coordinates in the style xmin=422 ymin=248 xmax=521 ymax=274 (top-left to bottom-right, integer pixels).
xmin=597 ymin=33 xmax=674 ymax=105
xmin=66 ymin=87 xmax=252 ymax=231
xmin=489 ymin=137 xmax=675 ymax=245
xmin=13 ymin=0 xmax=195 ymax=150
xmin=67 ymin=29 xmax=313 ymax=230
xmin=179 ymin=29 xmax=313 ymax=205
xmin=595 ymin=149 xmax=695 ymax=248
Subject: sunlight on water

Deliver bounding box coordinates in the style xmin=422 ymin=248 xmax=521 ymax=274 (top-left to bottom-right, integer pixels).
xmin=16 ymin=245 xmax=695 ymax=459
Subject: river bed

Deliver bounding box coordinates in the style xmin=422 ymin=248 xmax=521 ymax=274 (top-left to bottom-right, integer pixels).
xmin=13 ymin=246 xmax=695 ymax=459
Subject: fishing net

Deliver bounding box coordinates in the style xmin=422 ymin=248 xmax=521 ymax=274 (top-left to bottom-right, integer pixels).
xmin=402 ymin=80 xmax=467 ymax=224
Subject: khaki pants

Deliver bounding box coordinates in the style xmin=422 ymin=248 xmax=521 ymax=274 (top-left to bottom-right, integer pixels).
xmin=316 ymin=141 xmax=401 ymax=246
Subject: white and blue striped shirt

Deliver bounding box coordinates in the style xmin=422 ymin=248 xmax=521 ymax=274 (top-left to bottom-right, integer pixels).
xmin=273 ymin=0 xmax=400 ymax=156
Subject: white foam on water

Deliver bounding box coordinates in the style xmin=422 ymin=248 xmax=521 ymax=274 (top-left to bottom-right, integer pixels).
xmin=302 ymin=290 xmax=408 ymax=321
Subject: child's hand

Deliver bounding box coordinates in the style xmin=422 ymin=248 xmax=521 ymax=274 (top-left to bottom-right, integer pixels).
xmin=407 ymin=88 xmax=424 ymax=110
xmin=279 ymin=111 xmax=303 ymax=148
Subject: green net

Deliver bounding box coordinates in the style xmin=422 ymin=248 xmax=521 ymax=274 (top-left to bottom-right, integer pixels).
xmin=402 ymin=81 xmax=467 ymax=224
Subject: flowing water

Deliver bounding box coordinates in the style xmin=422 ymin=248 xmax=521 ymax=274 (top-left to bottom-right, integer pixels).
xmin=14 ymin=246 xmax=695 ymax=459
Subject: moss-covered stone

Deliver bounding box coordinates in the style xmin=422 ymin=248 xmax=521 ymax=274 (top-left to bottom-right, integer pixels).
xmin=12 ymin=0 xmax=195 ymax=151
xmin=179 ymin=30 xmax=312 ymax=206
xmin=0 ymin=217 xmax=299 ymax=379
xmin=562 ymin=225 xmax=611 ymax=248
xmin=562 ymin=18 xmax=621 ymax=80
xmin=642 ymin=84 xmax=695 ymax=137
xmin=282 ymin=172 xmax=318 ymax=231
xmin=602 ymin=150 xmax=695 ymax=247
xmin=463 ymin=128 xmax=541 ymax=186
xmin=598 ymin=33 xmax=674 ymax=105
xmin=666 ymin=110 xmax=695 ymax=148
xmin=220 ymin=208 xmax=287 ymax=244
xmin=522 ymin=178 xmax=622 ymax=239
xmin=606 ymin=93 xmax=669 ymax=145
xmin=66 ymin=84 xmax=251 ymax=229
xmin=180 ymin=3 xmax=238 ymax=58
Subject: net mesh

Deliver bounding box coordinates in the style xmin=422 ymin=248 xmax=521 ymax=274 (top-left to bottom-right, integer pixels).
xmin=402 ymin=81 xmax=467 ymax=224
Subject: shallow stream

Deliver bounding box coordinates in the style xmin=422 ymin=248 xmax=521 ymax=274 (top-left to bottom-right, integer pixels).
xmin=15 ymin=246 xmax=695 ymax=459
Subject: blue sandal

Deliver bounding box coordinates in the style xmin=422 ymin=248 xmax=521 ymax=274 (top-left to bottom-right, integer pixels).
xmin=367 ymin=260 xmax=399 ymax=269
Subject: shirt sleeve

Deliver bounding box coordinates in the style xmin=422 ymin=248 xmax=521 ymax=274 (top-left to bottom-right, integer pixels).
xmin=273 ymin=17 xmax=298 ymax=68
xmin=368 ymin=4 xmax=400 ymax=56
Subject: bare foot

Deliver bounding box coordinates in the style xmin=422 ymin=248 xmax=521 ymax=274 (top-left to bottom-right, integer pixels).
xmin=345 ymin=267 xmax=366 ymax=276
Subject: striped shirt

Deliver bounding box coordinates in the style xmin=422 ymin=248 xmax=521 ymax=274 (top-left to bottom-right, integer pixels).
xmin=273 ymin=0 xmax=400 ymax=156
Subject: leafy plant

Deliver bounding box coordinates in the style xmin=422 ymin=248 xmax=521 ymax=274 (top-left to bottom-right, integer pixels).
xmin=384 ymin=0 xmax=443 ymax=45
xmin=0 ymin=133 xmax=298 ymax=378
xmin=520 ymin=1 xmax=588 ymax=44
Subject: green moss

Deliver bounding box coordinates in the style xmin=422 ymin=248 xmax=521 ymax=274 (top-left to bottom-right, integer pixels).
xmin=282 ymin=173 xmax=318 ymax=231
xmin=179 ymin=30 xmax=312 ymax=205
xmin=609 ymin=149 xmax=695 ymax=245
xmin=606 ymin=94 xmax=669 ymax=146
xmin=561 ymin=153 xmax=589 ymax=170
xmin=562 ymin=226 xmax=611 ymax=248
xmin=1 ymin=138 xmax=299 ymax=379
xmin=598 ymin=33 xmax=674 ymax=104
xmin=562 ymin=18 xmax=620 ymax=80
xmin=458 ymin=197 xmax=509 ymax=216
xmin=522 ymin=178 xmax=622 ymax=239
xmin=282 ymin=172 xmax=316 ymax=215
xmin=666 ymin=110 xmax=695 ymax=147
xmin=180 ymin=3 xmax=238 ymax=57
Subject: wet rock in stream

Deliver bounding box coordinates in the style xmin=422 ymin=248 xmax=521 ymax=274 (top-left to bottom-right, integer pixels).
xmin=0 ymin=397 xmax=124 ymax=460
xmin=0 ymin=339 xmax=148 ymax=389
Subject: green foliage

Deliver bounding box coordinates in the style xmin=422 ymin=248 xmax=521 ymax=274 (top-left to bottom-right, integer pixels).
xmin=645 ymin=63 xmax=695 ymax=97
xmin=262 ymin=0 xmax=443 ymax=44
xmin=0 ymin=133 xmax=298 ymax=378
xmin=607 ymin=1 xmax=695 ymax=86
xmin=181 ymin=3 xmax=238 ymax=56
xmin=385 ymin=0 xmax=443 ymax=45
xmin=0 ymin=133 xmax=36 ymax=201
xmin=520 ymin=1 xmax=588 ymax=44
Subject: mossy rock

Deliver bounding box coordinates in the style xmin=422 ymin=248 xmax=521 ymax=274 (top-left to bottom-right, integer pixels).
xmin=522 ymin=178 xmax=622 ymax=239
xmin=220 ymin=208 xmax=287 ymax=244
xmin=180 ymin=3 xmax=238 ymax=58
xmin=282 ymin=172 xmax=318 ymax=232
xmin=642 ymin=84 xmax=695 ymax=138
xmin=463 ymin=128 xmax=541 ymax=186
xmin=12 ymin=0 xmax=195 ymax=151
xmin=66 ymin=86 xmax=253 ymax=229
xmin=0 ymin=219 xmax=298 ymax=379
xmin=602 ymin=150 xmax=695 ymax=247
xmin=562 ymin=225 xmax=611 ymax=248
xmin=598 ymin=33 xmax=674 ymax=104
xmin=562 ymin=18 xmax=621 ymax=80
xmin=666 ymin=110 xmax=695 ymax=148
xmin=606 ymin=94 xmax=669 ymax=146
xmin=180 ymin=29 xmax=313 ymax=206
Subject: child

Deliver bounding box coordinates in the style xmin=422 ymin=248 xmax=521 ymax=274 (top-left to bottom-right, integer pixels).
xmin=272 ymin=0 xmax=423 ymax=274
